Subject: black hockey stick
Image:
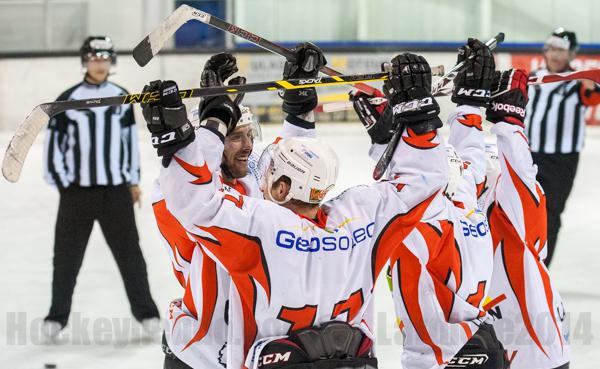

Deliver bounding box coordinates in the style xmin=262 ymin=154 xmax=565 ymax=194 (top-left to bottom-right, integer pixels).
xmin=133 ymin=4 xmax=417 ymax=96
xmin=2 ymin=72 xmax=389 ymax=183
xmin=372 ymin=32 xmax=505 ymax=180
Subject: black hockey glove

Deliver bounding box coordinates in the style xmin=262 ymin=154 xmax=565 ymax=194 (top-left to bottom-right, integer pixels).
xmin=200 ymin=52 xmax=246 ymax=105
xmin=141 ymin=80 xmax=194 ymax=168
xmin=486 ymin=69 xmax=529 ymax=127
xmin=350 ymin=89 xmax=395 ymax=144
xmin=451 ymin=38 xmax=495 ymax=107
xmin=201 ymin=52 xmax=238 ymax=87
xmin=196 ymin=53 xmax=244 ymax=140
xmin=281 ymin=42 xmax=327 ymax=116
xmin=382 ymin=53 xmax=442 ymax=134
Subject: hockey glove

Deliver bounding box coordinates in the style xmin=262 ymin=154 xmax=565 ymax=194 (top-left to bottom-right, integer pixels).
xmin=383 ymin=53 xmax=443 ymax=134
xmin=350 ymin=89 xmax=395 ymax=144
xmin=141 ymin=80 xmax=194 ymax=167
xmin=486 ymin=69 xmax=528 ymax=127
xmin=200 ymin=52 xmax=246 ymax=105
xmin=200 ymin=52 xmax=238 ymax=87
xmin=281 ymin=42 xmax=327 ymax=116
xmin=451 ymin=38 xmax=495 ymax=108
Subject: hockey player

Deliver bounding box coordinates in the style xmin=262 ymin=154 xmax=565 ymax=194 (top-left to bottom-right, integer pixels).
xmin=479 ymin=68 xmax=571 ymax=369
xmin=144 ymin=53 xmax=448 ymax=369
xmin=351 ymin=39 xmax=506 ymax=369
xmin=149 ymin=46 xmax=328 ymax=369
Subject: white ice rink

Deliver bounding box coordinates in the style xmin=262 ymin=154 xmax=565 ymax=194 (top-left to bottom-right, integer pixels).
xmin=1 ymin=122 xmax=599 ymax=369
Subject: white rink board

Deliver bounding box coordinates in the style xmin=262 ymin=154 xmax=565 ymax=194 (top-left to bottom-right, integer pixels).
xmin=0 ymin=123 xmax=599 ymax=369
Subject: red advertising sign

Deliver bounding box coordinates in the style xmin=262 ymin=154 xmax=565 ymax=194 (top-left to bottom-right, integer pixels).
xmin=511 ymin=53 xmax=600 ymax=125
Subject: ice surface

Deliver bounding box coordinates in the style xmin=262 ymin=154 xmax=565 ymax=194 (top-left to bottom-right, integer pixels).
xmin=1 ymin=123 xmax=598 ymax=369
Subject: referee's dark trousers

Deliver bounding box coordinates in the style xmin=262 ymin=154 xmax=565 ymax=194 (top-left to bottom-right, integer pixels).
xmin=46 ymin=184 xmax=159 ymax=327
xmin=531 ymin=152 xmax=580 ymax=267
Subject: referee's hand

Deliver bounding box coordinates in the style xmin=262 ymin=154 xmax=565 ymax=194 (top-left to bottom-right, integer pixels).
xmin=130 ymin=185 xmax=142 ymax=208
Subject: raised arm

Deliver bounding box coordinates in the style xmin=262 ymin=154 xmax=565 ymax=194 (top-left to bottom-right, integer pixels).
xmin=485 ymin=69 xmax=544 ymax=242
xmin=447 ymin=38 xmax=495 ymax=203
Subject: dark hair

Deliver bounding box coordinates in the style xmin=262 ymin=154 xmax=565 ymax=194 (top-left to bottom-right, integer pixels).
xmin=551 ymin=28 xmax=579 ymax=53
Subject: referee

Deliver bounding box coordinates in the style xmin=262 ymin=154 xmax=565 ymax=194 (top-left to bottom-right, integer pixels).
xmin=525 ymin=28 xmax=600 ymax=266
xmin=42 ymin=36 xmax=159 ymax=338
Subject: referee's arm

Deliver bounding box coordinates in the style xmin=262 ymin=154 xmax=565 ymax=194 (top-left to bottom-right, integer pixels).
xmin=580 ymin=80 xmax=600 ymax=106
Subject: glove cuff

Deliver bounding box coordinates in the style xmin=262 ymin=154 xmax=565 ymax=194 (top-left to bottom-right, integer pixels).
xmin=282 ymin=88 xmax=318 ymax=115
xmin=198 ymin=95 xmax=242 ymax=134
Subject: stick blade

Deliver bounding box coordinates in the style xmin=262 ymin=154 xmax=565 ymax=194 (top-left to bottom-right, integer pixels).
xmin=2 ymin=105 xmax=51 ymax=182
xmin=132 ymin=36 xmax=153 ymax=67
xmin=132 ymin=4 xmax=194 ymax=67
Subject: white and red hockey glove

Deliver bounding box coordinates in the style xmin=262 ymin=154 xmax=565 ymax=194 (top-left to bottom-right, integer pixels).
xmin=486 ymin=69 xmax=529 ymax=127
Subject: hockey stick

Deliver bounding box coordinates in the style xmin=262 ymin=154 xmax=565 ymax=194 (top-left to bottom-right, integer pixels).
xmin=372 ymin=32 xmax=505 ymax=180
xmin=528 ymin=68 xmax=600 ymax=85
xmin=2 ymin=72 xmax=388 ymax=183
xmin=323 ymin=66 xmax=600 ymax=113
xmin=134 ymin=4 xmax=383 ymax=95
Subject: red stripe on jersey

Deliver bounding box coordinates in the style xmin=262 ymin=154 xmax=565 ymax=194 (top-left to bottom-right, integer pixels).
xmin=173 ymin=156 xmax=213 ymax=185
xmin=391 ymin=246 xmax=445 ymax=365
xmin=223 ymin=179 xmax=248 ymax=196
xmin=420 ymin=221 xmax=463 ymax=320
xmin=193 ymin=226 xmax=271 ymax=357
xmin=183 ymin=249 xmax=219 ymax=350
xmin=153 ymin=199 xmax=196 ymax=285
xmin=459 ymin=322 xmax=473 ymax=340
xmin=371 ymin=192 xmax=438 ymax=284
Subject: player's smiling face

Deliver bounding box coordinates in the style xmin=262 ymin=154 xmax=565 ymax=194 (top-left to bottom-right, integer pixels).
xmin=223 ymin=125 xmax=254 ymax=179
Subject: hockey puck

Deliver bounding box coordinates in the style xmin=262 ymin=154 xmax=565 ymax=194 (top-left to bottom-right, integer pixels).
xmin=44 ymin=363 xmax=57 ymax=369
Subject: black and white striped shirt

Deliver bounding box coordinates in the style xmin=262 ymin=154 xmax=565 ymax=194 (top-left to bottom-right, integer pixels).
xmin=43 ymin=80 xmax=140 ymax=189
xmin=525 ymin=68 xmax=599 ymax=154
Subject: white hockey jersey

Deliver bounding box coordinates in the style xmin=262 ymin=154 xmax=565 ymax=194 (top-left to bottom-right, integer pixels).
xmin=388 ymin=105 xmax=495 ymax=369
xmin=153 ymin=116 xmax=318 ymax=369
xmin=482 ymin=121 xmax=570 ymax=369
xmin=158 ymin=122 xmax=448 ymax=369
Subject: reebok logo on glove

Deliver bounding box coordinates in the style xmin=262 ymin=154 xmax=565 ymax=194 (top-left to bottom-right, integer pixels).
xmin=490 ymin=101 xmax=525 ymax=118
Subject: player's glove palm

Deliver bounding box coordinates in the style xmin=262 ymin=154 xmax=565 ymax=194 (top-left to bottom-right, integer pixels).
xmin=486 ymin=69 xmax=529 ymax=127
xmin=451 ymin=38 xmax=495 ymax=107
xmin=141 ymin=80 xmax=194 ymax=168
xmin=197 ymin=53 xmax=243 ymax=139
xmin=350 ymin=89 xmax=395 ymax=144
xmin=383 ymin=53 xmax=442 ymax=134
xmin=281 ymin=42 xmax=327 ymax=116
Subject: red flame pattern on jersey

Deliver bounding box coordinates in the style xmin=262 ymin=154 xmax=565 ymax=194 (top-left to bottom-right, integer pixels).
xmin=488 ymin=156 xmax=563 ymax=358
xmin=192 ymin=226 xmax=271 ymax=356
xmin=174 ymin=156 xmax=213 ymax=185
xmin=371 ymin=192 xmax=438 ymax=284
xmin=181 ymin=249 xmax=219 ymax=350
xmin=402 ymin=128 xmax=440 ymax=150
xmin=153 ymin=199 xmax=195 ymax=287
xmin=457 ymin=114 xmax=483 ymax=131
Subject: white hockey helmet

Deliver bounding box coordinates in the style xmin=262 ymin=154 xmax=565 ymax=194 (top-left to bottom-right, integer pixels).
xmin=444 ymin=144 xmax=464 ymax=200
xmin=259 ymin=137 xmax=339 ymax=204
xmin=232 ymin=104 xmax=262 ymax=141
